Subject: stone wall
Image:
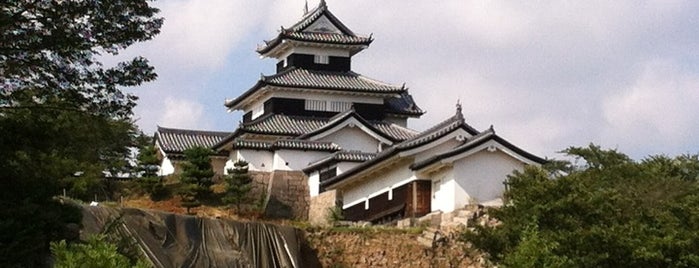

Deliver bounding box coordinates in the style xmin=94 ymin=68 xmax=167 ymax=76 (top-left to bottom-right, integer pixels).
xmin=264 ymin=170 xmax=310 ymax=220
xmin=309 ymin=190 xmax=338 ymax=226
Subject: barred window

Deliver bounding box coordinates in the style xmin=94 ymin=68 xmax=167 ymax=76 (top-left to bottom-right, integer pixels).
xmin=314 ymin=54 xmax=329 ymax=64
xmin=305 ymin=99 xmax=327 ymax=111
xmin=329 ymin=101 xmax=351 ymax=112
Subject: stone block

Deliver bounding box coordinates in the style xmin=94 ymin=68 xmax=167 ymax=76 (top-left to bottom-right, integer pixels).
xmin=396 ymin=218 xmax=413 ymax=228
xmin=441 ymin=212 xmax=454 ymax=223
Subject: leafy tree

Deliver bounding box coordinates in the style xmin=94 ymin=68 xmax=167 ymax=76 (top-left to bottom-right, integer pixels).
xmin=178 ymin=146 xmax=215 ymax=214
xmin=464 ymin=144 xmax=699 ymax=267
xmin=223 ymin=160 xmax=253 ymax=211
xmin=51 ymin=235 xmax=149 ymax=268
xmin=0 ymin=0 xmax=161 ymax=266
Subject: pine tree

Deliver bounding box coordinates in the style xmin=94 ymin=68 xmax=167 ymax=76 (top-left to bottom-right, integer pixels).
xmin=178 ymin=147 xmax=214 ymax=214
xmin=222 ymin=160 xmax=254 ymax=212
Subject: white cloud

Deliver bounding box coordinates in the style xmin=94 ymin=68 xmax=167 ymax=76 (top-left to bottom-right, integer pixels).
xmin=602 ymin=60 xmax=699 ymax=155
xmin=121 ymin=0 xmax=699 ymax=158
xmin=159 ymin=97 xmax=206 ymax=129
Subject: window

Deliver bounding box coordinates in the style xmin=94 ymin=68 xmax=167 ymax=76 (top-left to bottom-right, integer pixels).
xmin=305 ymin=99 xmax=326 ymax=111
xmin=319 ymin=167 xmax=337 ymax=182
xmin=251 ymin=104 xmax=264 ymax=119
xmin=305 ymin=99 xmax=352 ymax=112
xmin=329 ymin=101 xmax=351 ymax=112
xmin=314 ymin=54 xmax=329 ymax=64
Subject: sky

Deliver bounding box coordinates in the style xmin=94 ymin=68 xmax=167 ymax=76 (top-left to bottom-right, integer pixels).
xmin=117 ymin=0 xmax=699 ymax=160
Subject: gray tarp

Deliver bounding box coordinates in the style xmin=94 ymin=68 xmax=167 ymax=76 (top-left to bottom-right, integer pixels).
xmin=81 ymin=206 xmax=320 ymax=268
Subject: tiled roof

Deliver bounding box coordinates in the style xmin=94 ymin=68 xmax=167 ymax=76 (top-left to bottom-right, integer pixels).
xmin=410 ymin=129 xmax=547 ymax=171
xmin=155 ymin=126 xmax=231 ymax=154
xmin=239 ymin=114 xmax=328 ymax=136
xmin=385 ymin=92 xmax=424 ymax=116
xmin=370 ymin=121 xmax=420 ymax=141
xmin=257 ymin=0 xmax=372 ymax=55
xmin=395 ymin=111 xmax=478 ymax=150
xmin=320 ymin=109 xmax=481 ymax=188
xmin=264 ymin=68 xmax=404 ymax=93
xmin=280 ymin=32 xmax=372 ymax=46
xmin=333 ymin=151 xmax=377 ymax=162
xmin=303 ymin=150 xmax=377 ymax=173
xmin=224 ymin=68 xmax=405 ymax=110
xmin=240 ymin=113 xmax=418 ymax=142
xmin=231 ymin=139 xmax=341 ymax=152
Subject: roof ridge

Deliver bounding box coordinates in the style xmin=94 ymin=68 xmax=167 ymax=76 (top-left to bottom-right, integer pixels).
xmin=156 ymin=126 xmax=231 ymax=137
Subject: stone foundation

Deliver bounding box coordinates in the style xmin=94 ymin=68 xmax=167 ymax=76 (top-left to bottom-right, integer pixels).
xmin=309 ymin=190 xmax=338 ymax=226
xmin=262 ymin=170 xmax=310 ymax=220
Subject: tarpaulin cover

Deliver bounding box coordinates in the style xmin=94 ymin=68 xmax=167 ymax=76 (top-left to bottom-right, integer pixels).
xmin=81 ymin=206 xmax=320 ymax=268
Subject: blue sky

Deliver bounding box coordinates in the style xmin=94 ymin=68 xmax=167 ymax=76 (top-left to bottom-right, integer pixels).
xmin=118 ymin=0 xmax=699 ymax=160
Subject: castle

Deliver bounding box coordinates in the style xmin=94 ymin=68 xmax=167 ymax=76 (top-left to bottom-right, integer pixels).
xmin=154 ymin=1 xmax=544 ymax=223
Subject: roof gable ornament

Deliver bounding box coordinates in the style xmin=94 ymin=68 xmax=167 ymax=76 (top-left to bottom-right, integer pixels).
xmin=455 ymin=99 xmax=464 ymax=121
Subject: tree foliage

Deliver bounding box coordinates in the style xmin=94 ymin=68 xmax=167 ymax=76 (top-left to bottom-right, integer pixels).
xmin=0 ymin=0 xmax=161 ymax=266
xmin=464 ymin=145 xmax=699 ymax=267
xmin=51 ymin=235 xmax=149 ymax=268
xmin=136 ymin=137 xmax=169 ymax=200
xmin=178 ymin=146 xmax=215 ymax=214
xmin=223 ymin=160 xmax=253 ymax=211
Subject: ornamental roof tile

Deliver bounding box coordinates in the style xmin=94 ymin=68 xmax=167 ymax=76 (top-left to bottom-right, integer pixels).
xmin=155 ymin=126 xmax=231 ymax=154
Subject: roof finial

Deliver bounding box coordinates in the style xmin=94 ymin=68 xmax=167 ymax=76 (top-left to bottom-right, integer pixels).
xmin=303 ymin=0 xmax=309 ymax=14
xmin=456 ymin=99 xmax=462 ymax=114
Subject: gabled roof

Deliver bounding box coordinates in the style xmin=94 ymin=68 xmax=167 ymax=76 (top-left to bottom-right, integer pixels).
xmin=321 ymin=110 xmax=480 ymax=188
xmin=224 ymin=68 xmax=405 ymax=110
xmin=394 ymin=109 xmax=478 ymax=150
xmin=296 ymin=109 xmax=413 ymax=143
xmin=231 ymin=139 xmax=342 ymax=152
xmin=303 ymin=151 xmax=377 ymax=173
xmin=237 ymin=113 xmax=328 ymax=136
xmin=155 ymin=126 xmax=231 ymax=155
xmin=213 ymin=113 xmax=418 ymax=151
xmin=410 ymin=128 xmax=547 ymax=171
xmin=257 ymin=0 xmax=373 ymax=56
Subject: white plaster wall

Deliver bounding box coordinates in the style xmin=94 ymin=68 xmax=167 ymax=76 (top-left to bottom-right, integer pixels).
xmin=308 ymin=171 xmax=320 ymax=197
xmin=318 ymin=127 xmax=379 ymax=153
xmin=273 ymin=150 xmax=329 ymax=171
xmin=428 ymin=168 xmax=456 ymax=213
xmin=341 ymin=162 xmax=414 ymax=208
xmin=452 ymin=149 xmax=524 ymax=204
xmin=159 ymin=156 xmax=175 ymax=176
xmin=233 ymin=149 xmax=274 ymax=172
